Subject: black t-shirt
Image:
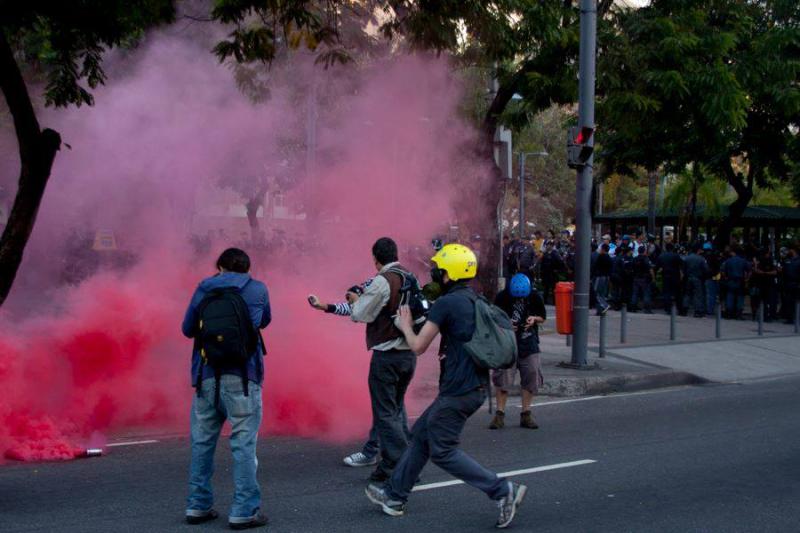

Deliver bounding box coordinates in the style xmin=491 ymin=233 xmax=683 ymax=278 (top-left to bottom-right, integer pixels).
xmin=657 ymin=252 xmax=683 ymax=278
xmin=494 ymin=288 xmax=546 ymax=356
xmin=594 ymin=253 xmax=613 ymax=277
xmin=633 ymin=255 xmax=653 ymax=278
xmin=427 ymin=285 xmax=488 ymax=396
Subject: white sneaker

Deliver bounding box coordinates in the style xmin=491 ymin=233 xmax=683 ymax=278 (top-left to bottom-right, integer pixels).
xmin=343 ymin=451 xmax=378 ymax=467
xmin=496 ymin=481 xmax=527 ymax=528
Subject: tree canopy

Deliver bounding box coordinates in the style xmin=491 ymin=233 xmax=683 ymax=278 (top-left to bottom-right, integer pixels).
xmin=598 ymin=0 xmax=800 ymax=244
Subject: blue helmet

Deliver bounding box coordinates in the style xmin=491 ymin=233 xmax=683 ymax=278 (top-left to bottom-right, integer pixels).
xmin=509 ymin=273 xmax=532 ymax=298
xmin=703 ymin=242 xmax=713 ymax=251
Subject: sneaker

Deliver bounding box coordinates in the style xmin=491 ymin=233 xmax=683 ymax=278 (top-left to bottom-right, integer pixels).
xmin=185 ymin=509 xmax=218 ymax=525
xmin=228 ymin=512 xmax=268 ymax=530
xmin=489 ymin=410 xmax=505 ymax=430
xmin=365 ymin=484 xmax=406 ymax=517
xmin=369 ymin=468 xmax=390 ymax=483
xmin=597 ymin=304 xmax=609 ymax=316
xmin=520 ymin=411 xmax=539 ymax=429
xmin=496 ymin=482 xmax=527 ymax=529
xmin=344 ymin=451 xmax=378 ymax=467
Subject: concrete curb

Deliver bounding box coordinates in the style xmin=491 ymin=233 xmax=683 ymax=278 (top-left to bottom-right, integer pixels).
xmin=540 ymin=370 xmax=708 ymax=397
xmin=410 ymin=369 xmax=708 ymax=399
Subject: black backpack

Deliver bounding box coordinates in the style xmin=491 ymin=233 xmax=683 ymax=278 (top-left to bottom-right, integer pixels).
xmin=193 ymin=287 xmax=265 ymax=405
xmin=384 ymin=267 xmax=430 ymax=333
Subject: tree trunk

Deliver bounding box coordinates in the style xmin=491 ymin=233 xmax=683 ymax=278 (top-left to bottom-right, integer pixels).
xmin=715 ymin=163 xmax=755 ymax=248
xmin=473 ymin=71 xmax=520 ymax=299
xmin=715 ymin=190 xmax=752 ymax=248
xmin=0 ymin=32 xmax=61 ymax=307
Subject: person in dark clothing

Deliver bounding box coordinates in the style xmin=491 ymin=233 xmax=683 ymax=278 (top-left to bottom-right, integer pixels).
xmin=781 ymin=244 xmax=800 ymax=324
xmin=365 ymin=244 xmax=527 ymax=529
xmin=721 ymin=246 xmax=752 ymax=319
xmin=611 ymin=244 xmax=634 ymax=310
xmin=539 ymin=241 xmax=565 ymax=305
xmin=682 ymin=244 xmax=710 ymax=317
xmin=512 ymin=239 xmax=536 ymax=282
xmin=307 ymin=288 xmax=410 ymax=469
xmin=488 ymin=274 xmax=546 ymax=430
xmin=593 ymin=243 xmax=613 ymax=314
xmin=751 ymin=248 xmax=779 ymax=321
xmin=631 ymin=246 xmax=654 ymax=313
xmin=349 ymin=237 xmax=417 ymax=483
xmin=657 ymin=243 xmax=684 ymax=314
xmin=182 ymin=248 xmax=271 ymax=529
xmin=704 ymin=243 xmax=722 ymax=315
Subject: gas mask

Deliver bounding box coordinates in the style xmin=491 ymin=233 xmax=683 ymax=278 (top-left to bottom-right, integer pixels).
xmin=430 ymin=267 xmax=446 ymax=286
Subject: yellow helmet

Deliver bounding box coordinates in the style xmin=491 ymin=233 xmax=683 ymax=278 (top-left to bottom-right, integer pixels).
xmin=431 ymin=244 xmax=478 ymax=281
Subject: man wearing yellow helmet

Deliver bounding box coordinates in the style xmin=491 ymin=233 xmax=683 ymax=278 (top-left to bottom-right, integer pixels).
xmin=366 ymin=244 xmax=527 ymax=529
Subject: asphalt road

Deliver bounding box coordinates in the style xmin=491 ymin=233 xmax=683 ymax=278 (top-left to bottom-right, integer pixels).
xmin=2 ymin=376 xmax=800 ymax=533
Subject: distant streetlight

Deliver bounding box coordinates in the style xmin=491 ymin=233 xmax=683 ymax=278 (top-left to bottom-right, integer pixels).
xmin=516 ymin=151 xmax=548 ymax=236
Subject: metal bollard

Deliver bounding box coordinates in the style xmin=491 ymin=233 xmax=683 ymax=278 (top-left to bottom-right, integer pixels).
xmin=715 ymin=303 xmax=722 ymax=339
xmin=795 ymin=301 xmax=799 ymax=334
xmin=566 ymin=334 xmax=572 ymax=347
xmin=757 ymin=301 xmax=764 ymax=336
xmin=670 ymin=303 xmax=677 ymax=341
xmin=620 ymin=304 xmax=627 ymax=344
xmin=599 ymin=312 xmax=607 ymax=358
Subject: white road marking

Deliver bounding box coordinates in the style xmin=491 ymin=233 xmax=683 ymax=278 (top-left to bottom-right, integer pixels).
xmin=514 ymin=386 xmax=690 ymax=409
xmin=411 ymin=459 xmax=596 ymax=492
xmin=106 ymin=439 xmax=160 ymax=448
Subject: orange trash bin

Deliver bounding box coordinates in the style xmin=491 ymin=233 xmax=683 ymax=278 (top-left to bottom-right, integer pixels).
xmin=554 ymin=282 xmax=574 ymax=335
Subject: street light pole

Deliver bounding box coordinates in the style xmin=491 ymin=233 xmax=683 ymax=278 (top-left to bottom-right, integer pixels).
xmin=570 ymin=0 xmax=597 ymax=367
xmin=517 ymin=151 xmax=548 ymax=236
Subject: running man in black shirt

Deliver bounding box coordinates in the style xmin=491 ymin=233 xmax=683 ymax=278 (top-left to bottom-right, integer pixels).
xmin=365 ymin=244 xmax=527 ymax=529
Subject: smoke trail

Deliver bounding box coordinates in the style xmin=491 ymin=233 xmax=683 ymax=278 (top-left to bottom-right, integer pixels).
xmin=0 ymin=34 xmax=491 ymax=462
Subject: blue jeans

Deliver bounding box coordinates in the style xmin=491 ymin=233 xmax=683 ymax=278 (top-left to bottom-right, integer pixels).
xmin=187 ymin=376 xmax=262 ymax=523
xmin=725 ymin=279 xmax=745 ymax=317
xmin=593 ymin=276 xmax=610 ymax=310
xmin=387 ymin=389 xmax=509 ymax=502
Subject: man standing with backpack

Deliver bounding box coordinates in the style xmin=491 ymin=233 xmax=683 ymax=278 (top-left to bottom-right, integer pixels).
xmin=182 ymin=248 xmax=271 ymax=530
xmin=488 ymin=273 xmax=546 ymax=430
xmin=366 ymin=244 xmax=526 ymax=529
xmin=349 ymin=237 xmax=420 ymax=483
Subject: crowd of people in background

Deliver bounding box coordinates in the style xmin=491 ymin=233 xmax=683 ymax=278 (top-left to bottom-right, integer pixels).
xmin=504 ymin=229 xmax=800 ymax=324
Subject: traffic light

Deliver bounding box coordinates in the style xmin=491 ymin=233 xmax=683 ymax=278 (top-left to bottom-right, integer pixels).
xmin=567 ymin=125 xmax=595 ymax=169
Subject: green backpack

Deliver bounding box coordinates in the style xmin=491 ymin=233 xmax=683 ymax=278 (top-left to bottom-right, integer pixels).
xmin=463 ymin=291 xmax=518 ymax=370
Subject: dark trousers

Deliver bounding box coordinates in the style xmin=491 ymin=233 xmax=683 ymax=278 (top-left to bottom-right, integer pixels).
xmin=683 ymin=276 xmax=705 ymax=315
xmin=541 ymin=279 xmax=556 ymax=305
xmin=631 ymin=278 xmax=652 ymax=311
xmin=662 ymin=278 xmax=683 ymax=313
xmin=368 ymin=349 xmax=416 ymax=477
xmin=387 ymin=389 xmax=508 ymax=502
xmin=362 ymin=408 xmax=410 ymax=458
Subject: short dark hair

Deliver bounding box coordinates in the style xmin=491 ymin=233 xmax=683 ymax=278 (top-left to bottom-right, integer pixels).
xmin=638 ymin=245 xmax=646 ymax=254
xmin=665 ymin=243 xmax=675 ymax=252
xmin=601 ymin=243 xmax=610 ymax=252
xmin=372 ymin=237 xmax=398 ymax=265
xmin=216 ymin=248 xmax=251 ymax=273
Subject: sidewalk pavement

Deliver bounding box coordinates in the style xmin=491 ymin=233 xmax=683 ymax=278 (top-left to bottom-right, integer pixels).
xmin=409 ymin=305 xmax=800 ymax=400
